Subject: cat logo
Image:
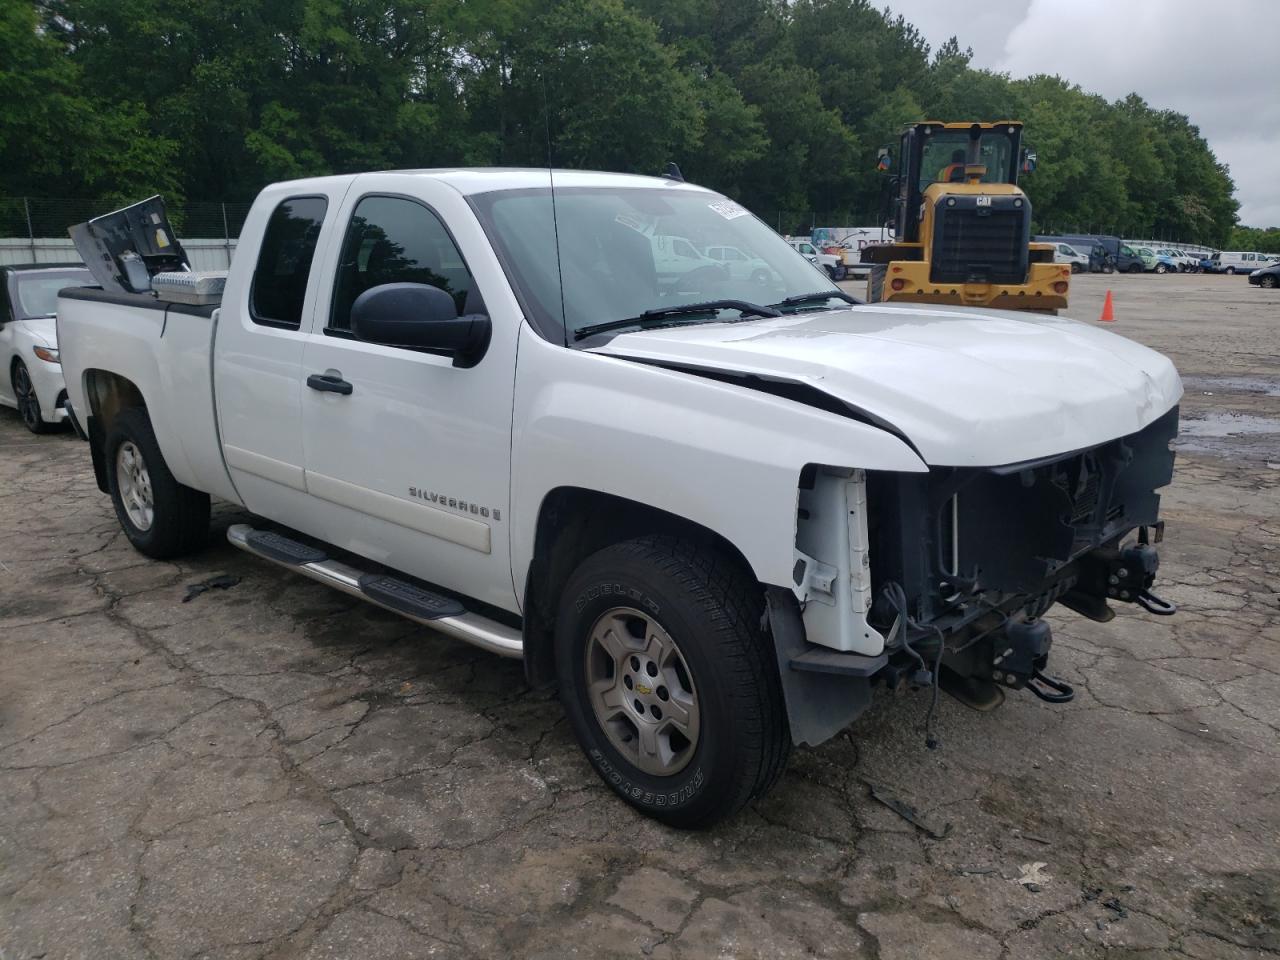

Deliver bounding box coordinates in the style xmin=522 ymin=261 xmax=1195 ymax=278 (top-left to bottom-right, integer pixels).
xmin=976 ymin=195 xmax=992 ymax=207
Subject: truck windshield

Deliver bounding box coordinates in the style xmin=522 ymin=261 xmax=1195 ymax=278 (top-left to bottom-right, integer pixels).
xmin=919 ymin=131 xmax=1015 ymax=190
xmin=13 ymin=270 xmax=94 ymax=319
xmin=470 ymin=186 xmax=838 ymax=342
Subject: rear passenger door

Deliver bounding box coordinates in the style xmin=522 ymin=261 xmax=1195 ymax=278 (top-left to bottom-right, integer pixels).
xmin=214 ymin=186 xmax=346 ymax=526
xmin=297 ymin=177 xmax=520 ymax=612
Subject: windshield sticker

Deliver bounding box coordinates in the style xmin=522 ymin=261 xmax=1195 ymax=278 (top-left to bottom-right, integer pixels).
xmin=708 ymin=200 xmax=748 ymax=220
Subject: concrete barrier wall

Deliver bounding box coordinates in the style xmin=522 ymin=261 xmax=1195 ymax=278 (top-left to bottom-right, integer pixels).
xmin=0 ymin=237 xmax=238 ymax=272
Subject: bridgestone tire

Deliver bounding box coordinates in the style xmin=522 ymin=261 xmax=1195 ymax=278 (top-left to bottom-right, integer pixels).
xmin=555 ymin=536 xmax=791 ymax=828
xmin=868 ymin=263 xmax=888 ymax=303
xmin=105 ymin=407 xmax=210 ymax=559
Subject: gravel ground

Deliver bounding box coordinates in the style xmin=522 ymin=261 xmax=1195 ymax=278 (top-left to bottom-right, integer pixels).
xmin=2 ymin=273 xmax=1278 ymax=959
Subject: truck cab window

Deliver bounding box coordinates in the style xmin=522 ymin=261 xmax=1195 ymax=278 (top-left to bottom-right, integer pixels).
xmin=329 ymin=196 xmax=475 ymax=332
xmin=250 ymin=196 xmax=328 ymax=329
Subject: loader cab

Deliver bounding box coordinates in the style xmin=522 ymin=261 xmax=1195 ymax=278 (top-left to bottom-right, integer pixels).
xmin=893 ymin=122 xmax=1024 ymax=244
xmin=864 ymin=120 xmax=1067 ymax=311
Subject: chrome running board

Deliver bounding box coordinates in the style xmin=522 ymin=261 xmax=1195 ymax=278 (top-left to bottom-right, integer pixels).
xmin=226 ymin=523 xmax=523 ymax=658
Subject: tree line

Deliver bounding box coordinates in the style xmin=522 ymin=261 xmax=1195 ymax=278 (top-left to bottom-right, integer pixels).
xmin=1 ymin=0 xmax=1246 ymax=245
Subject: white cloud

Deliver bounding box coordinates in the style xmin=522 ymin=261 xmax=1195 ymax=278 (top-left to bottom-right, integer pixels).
xmin=884 ymin=0 xmax=1280 ymax=226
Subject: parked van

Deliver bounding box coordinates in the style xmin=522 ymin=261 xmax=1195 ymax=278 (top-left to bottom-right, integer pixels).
xmin=1207 ymin=251 xmax=1280 ymax=275
xmin=1059 ymin=235 xmax=1144 ymax=274
xmin=1050 ymin=242 xmax=1090 ymax=273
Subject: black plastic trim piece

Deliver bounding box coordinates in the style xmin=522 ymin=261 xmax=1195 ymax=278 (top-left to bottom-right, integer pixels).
xmin=358 ymin=574 xmax=466 ymax=620
xmin=65 ymin=400 xmax=89 ymax=441
xmin=86 ymin=414 xmax=109 ymax=492
xmin=58 ymin=285 xmax=218 ymax=318
xmin=790 ymin=649 xmax=889 ymax=677
xmin=244 ymin=530 xmax=328 ymax=565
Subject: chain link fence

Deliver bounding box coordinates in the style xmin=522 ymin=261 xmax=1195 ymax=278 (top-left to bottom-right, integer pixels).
xmin=0 ymin=197 xmax=253 ymax=270
xmin=0 ymin=197 xmax=252 ymax=242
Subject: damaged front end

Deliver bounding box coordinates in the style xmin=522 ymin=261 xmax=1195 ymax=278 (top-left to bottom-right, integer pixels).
xmin=776 ymin=405 xmax=1179 ymax=746
xmin=865 ymin=405 xmax=1179 ymax=709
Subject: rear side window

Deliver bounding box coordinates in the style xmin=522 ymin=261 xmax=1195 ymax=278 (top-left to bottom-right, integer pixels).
xmin=250 ymin=196 xmax=328 ymax=329
xmin=328 ymin=195 xmax=475 ymax=333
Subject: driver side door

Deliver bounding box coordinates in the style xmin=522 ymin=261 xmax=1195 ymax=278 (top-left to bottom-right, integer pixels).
xmin=297 ymin=176 xmax=520 ymax=612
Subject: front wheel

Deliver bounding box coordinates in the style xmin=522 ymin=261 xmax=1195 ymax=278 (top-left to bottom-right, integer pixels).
xmin=1261 ymin=275 xmax=1278 ymax=289
xmin=555 ymin=537 xmax=790 ymax=828
xmin=832 ymin=263 xmax=848 ymax=281
xmin=105 ymin=407 xmax=211 ymax=559
xmin=11 ymin=359 xmax=53 ymax=434
xmin=1155 ymin=263 xmax=1167 ymax=274
xmin=1129 ymin=263 xmax=1144 ymax=274
xmin=1226 ymin=267 xmax=1236 ymax=275
xmin=1102 ymin=264 xmax=1115 ymax=275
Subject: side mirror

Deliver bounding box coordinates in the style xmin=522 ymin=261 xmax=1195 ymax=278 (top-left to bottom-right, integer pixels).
xmin=876 ymin=147 xmax=892 ymax=172
xmin=350 ymin=282 xmax=491 ymax=368
xmin=1021 ymin=148 xmax=1038 ymax=174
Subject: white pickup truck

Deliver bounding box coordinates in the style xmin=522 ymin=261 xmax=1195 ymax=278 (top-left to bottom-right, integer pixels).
xmin=57 ymin=169 xmax=1182 ymax=827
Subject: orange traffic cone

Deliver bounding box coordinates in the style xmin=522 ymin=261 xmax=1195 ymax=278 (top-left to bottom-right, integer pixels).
xmin=1099 ymin=289 xmax=1115 ymax=322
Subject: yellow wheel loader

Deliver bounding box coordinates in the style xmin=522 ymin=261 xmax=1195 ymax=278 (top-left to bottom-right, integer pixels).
xmin=863 ymin=121 xmax=1070 ymax=312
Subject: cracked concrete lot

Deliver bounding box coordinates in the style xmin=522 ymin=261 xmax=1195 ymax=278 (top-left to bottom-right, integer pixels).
xmin=2 ymin=274 xmax=1279 ymax=959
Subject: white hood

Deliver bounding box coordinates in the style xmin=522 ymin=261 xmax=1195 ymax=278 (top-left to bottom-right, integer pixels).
xmin=22 ymin=316 xmax=57 ymax=347
xmin=589 ymin=303 xmax=1182 ymax=467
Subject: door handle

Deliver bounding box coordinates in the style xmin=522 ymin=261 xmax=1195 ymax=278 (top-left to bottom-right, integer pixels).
xmin=307 ymin=373 xmax=353 ymax=396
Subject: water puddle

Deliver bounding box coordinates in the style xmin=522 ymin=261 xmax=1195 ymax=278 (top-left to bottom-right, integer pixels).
xmin=1180 ymin=374 xmax=1280 ymax=398
xmin=1175 ymin=412 xmax=1280 ymax=460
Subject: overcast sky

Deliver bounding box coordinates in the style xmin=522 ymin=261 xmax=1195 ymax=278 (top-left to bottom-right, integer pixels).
xmin=883 ymin=0 xmax=1280 ymax=227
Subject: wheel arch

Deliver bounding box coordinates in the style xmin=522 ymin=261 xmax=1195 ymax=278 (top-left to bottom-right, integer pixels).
xmin=83 ymin=369 xmax=148 ymax=492
xmin=520 ymin=486 xmax=758 ymax=690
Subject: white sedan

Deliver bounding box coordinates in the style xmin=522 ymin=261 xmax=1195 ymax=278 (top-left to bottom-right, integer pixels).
xmin=1 ymin=263 xmax=93 ymax=433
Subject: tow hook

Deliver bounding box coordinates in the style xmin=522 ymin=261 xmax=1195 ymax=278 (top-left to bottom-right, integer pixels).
xmin=1108 ymin=526 xmax=1177 ymax=615
xmin=989 ymin=619 xmax=1074 ymax=704
xmin=1027 ymin=670 xmax=1075 ymax=703
xmin=1136 ymin=589 xmax=1177 ymax=616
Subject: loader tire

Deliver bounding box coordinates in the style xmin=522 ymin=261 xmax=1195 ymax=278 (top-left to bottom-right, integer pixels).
xmin=868 ymin=264 xmax=887 ymax=303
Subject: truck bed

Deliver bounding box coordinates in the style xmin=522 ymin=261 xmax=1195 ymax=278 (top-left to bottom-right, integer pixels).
xmin=57 ymin=287 xmax=240 ymax=504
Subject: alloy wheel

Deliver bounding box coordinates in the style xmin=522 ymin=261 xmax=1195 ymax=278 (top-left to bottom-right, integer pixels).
xmin=115 ymin=440 xmax=155 ymax=531
xmin=12 ymin=362 xmax=40 ymax=430
xmin=584 ymin=606 xmax=700 ymax=776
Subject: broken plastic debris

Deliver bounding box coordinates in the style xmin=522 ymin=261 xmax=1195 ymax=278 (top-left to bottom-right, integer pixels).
xmin=866 ymin=781 xmax=952 ymax=840
xmin=1015 ymin=862 xmax=1052 ymax=887
xmin=182 ymin=574 xmax=242 ymax=602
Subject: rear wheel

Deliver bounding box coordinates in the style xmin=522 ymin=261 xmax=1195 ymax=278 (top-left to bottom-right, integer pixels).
xmin=555 ymin=537 xmax=790 ymax=828
xmin=105 ymin=407 xmax=210 ymax=558
xmin=1129 ymin=263 xmax=1144 ymax=274
xmin=1070 ymin=262 xmax=1083 ymax=273
xmin=11 ymin=359 xmax=53 ymax=434
xmin=832 ymin=263 xmax=848 ymax=281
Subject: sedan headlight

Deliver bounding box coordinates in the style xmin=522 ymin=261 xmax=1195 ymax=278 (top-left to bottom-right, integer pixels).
xmin=32 ymin=345 xmax=60 ymax=364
